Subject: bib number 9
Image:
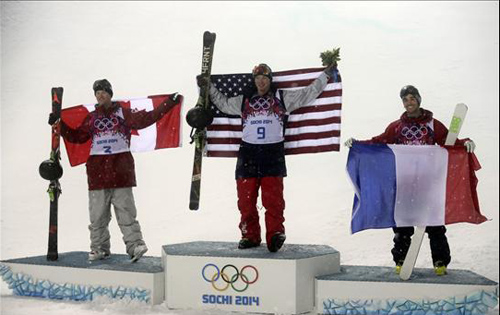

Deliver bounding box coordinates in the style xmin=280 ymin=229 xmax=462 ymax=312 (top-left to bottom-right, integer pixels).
xmin=257 ymin=127 xmax=266 ymax=139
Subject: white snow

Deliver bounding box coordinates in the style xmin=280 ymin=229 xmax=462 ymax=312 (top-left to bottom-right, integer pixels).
xmin=1 ymin=2 xmax=498 ymax=315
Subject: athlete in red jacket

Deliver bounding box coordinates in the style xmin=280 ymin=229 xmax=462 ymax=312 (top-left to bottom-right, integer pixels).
xmin=345 ymin=85 xmax=476 ymax=275
xmin=51 ymin=79 xmax=179 ymax=262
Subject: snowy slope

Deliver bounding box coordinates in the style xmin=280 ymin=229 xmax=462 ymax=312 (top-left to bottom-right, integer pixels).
xmin=1 ymin=2 xmax=498 ymax=315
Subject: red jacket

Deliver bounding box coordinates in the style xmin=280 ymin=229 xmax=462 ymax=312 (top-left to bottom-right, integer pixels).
xmin=363 ymin=108 xmax=468 ymax=146
xmin=61 ymin=101 xmax=174 ymax=190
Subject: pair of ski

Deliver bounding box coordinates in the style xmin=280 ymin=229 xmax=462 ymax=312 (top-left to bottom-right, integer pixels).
xmin=188 ymin=31 xmax=216 ymax=211
xmin=41 ymin=87 xmax=64 ymax=261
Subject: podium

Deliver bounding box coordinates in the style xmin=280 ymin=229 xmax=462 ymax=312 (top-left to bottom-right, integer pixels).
xmin=0 ymin=252 xmax=164 ymax=304
xmin=162 ymin=241 xmax=340 ymax=314
xmin=1 ymin=242 xmax=498 ymax=314
xmin=316 ymin=265 xmax=499 ymax=314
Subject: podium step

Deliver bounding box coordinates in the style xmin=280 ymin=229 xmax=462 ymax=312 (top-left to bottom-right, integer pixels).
xmin=0 ymin=251 xmax=164 ymax=304
xmin=316 ymin=265 xmax=499 ymax=315
xmin=162 ymin=241 xmax=341 ymax=314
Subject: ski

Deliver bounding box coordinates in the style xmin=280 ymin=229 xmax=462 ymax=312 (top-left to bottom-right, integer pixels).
xmin=399 ymin=103 xmax=468 ymax=280
xmin=45 ymin=87 xmax=64 ymax=261
xmin=188 ymin=31 xmax=216 ymax=211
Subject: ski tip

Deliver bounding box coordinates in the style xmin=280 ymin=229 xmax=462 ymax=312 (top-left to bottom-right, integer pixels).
xmin=46 ymin=254 xmax=58 ymax=261
xmin=399 ymin=273 xmax=411 ymax=281
xmin=203 ymin=31 xmax=216 ymax=42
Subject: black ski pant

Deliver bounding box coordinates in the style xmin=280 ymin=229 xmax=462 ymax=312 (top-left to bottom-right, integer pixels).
xmin=391 ymin=226 xmax=451 ymax=267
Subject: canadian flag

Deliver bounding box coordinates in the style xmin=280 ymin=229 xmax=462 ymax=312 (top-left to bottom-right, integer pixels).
xmin=60 ymin=94 xmax=183 ymax=167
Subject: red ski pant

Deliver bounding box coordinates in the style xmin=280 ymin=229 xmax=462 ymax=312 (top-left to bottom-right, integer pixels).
xmin=236 ymin=177 xmax=285 ymax=245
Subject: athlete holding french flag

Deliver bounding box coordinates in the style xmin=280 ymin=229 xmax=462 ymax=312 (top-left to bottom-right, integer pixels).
xmin=344 ymin=85 xmax=477 ymax=276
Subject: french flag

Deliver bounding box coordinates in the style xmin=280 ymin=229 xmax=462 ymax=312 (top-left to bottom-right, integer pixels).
xmin=60 ymin=94 xmax=183 ymax=167
xmin=347 ymin=143 xmax=487 ymax=233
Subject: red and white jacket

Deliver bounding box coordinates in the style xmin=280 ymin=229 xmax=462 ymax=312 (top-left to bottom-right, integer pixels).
xmin=61 ymin=101 xmax=173 ymax=190
xmin=363 ymin=108 xmax=468 ymax=146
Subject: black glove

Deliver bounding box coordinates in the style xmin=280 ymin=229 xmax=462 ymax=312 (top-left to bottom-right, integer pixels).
xmin=169 ymin=92 xmax=180 ymax=104
xmin=196 ymin=75 xmax=209 ymax=88
xmin=48 ymin=112 xmax=60 ymax=125
xmin=324 ymin=64 xmax=336 ymax=78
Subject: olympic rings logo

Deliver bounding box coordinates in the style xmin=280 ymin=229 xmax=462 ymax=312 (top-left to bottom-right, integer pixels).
xmin=94 ymin=117 xmax=119 ymax=131
xmin=401 ymin=125 xmax=429 ymax=140
xmin=250 ymin=96 xmax=274 ymax=111
xmin=202 ymin=264 xmax=259 ymax=292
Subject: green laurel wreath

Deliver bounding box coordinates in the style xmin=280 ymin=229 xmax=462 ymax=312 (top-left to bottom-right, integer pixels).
xmin=320 ymin=48 xmax=341 ymax=67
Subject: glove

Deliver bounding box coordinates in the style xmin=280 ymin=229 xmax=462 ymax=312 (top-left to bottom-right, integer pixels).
xmin=464 ymin=140 xmax=476 ymax=153
xmin=324 ymin=64 xmax=336 ymax=78
xmin=196 ymin=75 xmax=209 ymax=88
xmin=162 ymin=92 xmax=181 ymax=109
xmin=344 ymin=137 xmax=356 ymax=148
xmin=48 ymin=112 xmax=60 ymax=125
xmin=169 ymin=92 xmax=180 ymax=104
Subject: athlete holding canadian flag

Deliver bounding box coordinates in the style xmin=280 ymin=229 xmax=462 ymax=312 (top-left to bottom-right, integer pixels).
xmin=47 ymin=79 xmax=181 ymax=262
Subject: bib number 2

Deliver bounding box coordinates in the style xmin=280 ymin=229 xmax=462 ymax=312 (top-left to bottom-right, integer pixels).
xmin=257 ymin=127 xmax=266 ymax=139
xmin=103 ymin=146 xmax=112 ymax=154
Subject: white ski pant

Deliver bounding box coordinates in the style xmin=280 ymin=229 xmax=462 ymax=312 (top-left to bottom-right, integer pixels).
xmin=88 ymin=187 xmax=145 ymax=257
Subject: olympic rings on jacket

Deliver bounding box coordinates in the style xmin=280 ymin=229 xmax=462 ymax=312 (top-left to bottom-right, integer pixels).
xmin=94 ymin=117 xmax=119 ymax=131
xmin=250 ymin=96 xmax=274 ymax=111
xmin=202 ymin=263 xmax=259 ymax=292
xmin=401 ymin=125 xmax=429 ymax=140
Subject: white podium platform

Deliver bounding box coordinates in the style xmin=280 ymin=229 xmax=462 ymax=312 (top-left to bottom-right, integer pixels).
xmin=162 ymin=241 xmax=341 ymax=314
xmin=316 ymin=265 xmax=499 ymax=315
xmin=1 ymin=245 xmax=498 ymax=315
xmin=0 ymin=251 xmax=164 ymax=304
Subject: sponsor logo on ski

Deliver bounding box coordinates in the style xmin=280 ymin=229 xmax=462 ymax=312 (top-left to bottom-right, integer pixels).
xmin=201 ymin=263 xmax=260 ymax=306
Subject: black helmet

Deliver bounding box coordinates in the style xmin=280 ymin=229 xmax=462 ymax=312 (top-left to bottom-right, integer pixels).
xmin=39 ymin=159 xmax=63 ymax=180
xmin=400 ymin=85 xmax=421 ymax=104
xmin=186 ymin=106 xmax=214 ymax=129
xmin=93 ymin=79 xmax=113 ymax=97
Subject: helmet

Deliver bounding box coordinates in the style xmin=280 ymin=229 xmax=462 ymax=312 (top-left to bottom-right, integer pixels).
xmin=39 ymin=159 xmax=63 ymax=180
xmin=252 ymin=64 xmax=272 ymax=80
xmin=186 ymin=106 xmax=214 ymax=129
xmin=400 ymin=85 xmax=421 ymax=104
xmin=93 ymin=79 xmax=113 ymax=97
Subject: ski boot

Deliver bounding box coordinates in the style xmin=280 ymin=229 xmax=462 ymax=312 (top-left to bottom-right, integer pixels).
xmin=88 ymin=250 xmax=110 ymax=261
xmin=268 ymin=232 xmax=286 ymax=252
xmin=238 ymin=238 xmax=261 ymax=249
xmin=434 ymin=261 xmax=447 ymax=276
xmin=131 ymin=245 xmax=148 ymax=262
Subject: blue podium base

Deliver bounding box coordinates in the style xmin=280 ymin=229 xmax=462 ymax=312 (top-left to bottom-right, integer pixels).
xmin=0 ymin=251 xmax=163 ymax=304
xmin=316 ymin=265 xmax=499 ymax=315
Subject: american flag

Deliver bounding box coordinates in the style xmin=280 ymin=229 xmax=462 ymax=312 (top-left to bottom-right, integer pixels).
xmin=206 ymin=67 xmax=342 ymax=157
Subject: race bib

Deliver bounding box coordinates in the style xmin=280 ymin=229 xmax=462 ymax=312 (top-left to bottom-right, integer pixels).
xmin=242 ymin=95 xmax=285 ymax=144
xmin=90 ymin=109 xmax=131 ymax=155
